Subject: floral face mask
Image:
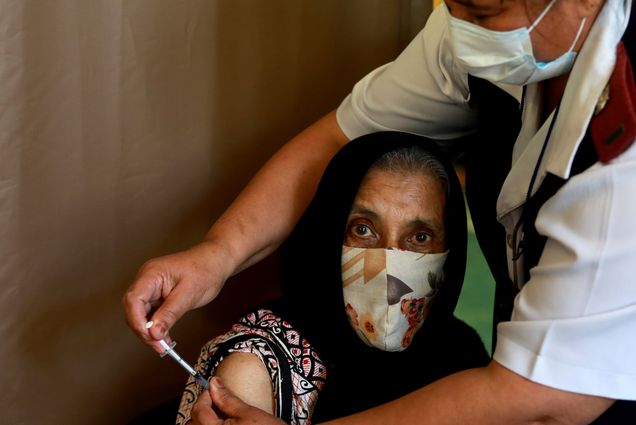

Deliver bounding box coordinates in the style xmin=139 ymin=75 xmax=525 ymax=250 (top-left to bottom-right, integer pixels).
xmin=341 ymin=246 xmax=448 ymax=352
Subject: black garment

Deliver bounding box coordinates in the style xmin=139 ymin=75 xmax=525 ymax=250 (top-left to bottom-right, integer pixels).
xmin=132 ymin=132 xmax=489 ymax=424
xmin=270 ymin=132 xmax=490 ymax=421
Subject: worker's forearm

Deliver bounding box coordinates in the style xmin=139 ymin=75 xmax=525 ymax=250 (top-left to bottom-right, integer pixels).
xmin=204 ymin=109 xmax=348 ymax=275
xmin=322 ymin=361 xmax=613 ymax=425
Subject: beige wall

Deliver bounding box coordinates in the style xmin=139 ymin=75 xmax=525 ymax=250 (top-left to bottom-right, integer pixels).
xmin=0 ymin=1 xmax=431 ymax=423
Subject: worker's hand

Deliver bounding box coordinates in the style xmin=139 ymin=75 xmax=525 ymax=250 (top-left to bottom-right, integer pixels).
xmin=122 ymin=240 xmax=232 ymax=353
xmin=192 ymin=377 xmax=286 ymax=425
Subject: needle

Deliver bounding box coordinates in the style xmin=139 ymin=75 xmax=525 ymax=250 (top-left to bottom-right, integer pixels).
xmin=146 ymin=321 xmax=209 ymax=389
xmin=158 ymin=339 xmax=210 ymax=389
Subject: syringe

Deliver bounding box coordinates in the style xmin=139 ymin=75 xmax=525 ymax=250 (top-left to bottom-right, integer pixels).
xmin=146 ymin=321 xmax=209 ymax=389
xmin=158 ymin=339 xmax=210 ymax=389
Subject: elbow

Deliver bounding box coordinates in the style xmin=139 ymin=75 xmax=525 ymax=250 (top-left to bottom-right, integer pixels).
xmin=487 ymin=361 xmax=615 ymax=425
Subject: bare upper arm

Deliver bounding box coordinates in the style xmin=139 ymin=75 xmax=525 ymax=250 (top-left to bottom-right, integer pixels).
xmin=213 ymin=352 xmax=275 ymax=414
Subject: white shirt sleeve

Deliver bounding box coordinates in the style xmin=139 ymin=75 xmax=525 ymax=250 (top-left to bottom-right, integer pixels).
xmin=336 ymin=5 xmax=478 ymax=142
xmin=494 ymin=139 xmax=636 ymax=400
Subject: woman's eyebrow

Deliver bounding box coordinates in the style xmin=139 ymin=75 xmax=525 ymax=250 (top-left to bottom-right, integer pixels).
xmin=348 ymin=205 xmax=379 ymax=219
xmin=408 ymin=218 xmax=444 ymax=232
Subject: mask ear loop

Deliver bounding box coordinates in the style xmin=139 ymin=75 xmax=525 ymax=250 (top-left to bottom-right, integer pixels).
xmin=528 ymin=0 xmax=558 ymax=32
xmin=529 ymin=0 xmax=587 ymax=54
xmin=566 ymin=17 xmax=587 ymax=52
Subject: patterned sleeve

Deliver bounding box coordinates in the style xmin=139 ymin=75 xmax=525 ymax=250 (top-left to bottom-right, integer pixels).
xmin=176 ymin=309 xmax=327 ymax=425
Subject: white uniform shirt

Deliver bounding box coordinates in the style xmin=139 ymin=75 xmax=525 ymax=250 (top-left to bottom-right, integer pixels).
xmin=336 ymin=0 xmax=636 ymax=399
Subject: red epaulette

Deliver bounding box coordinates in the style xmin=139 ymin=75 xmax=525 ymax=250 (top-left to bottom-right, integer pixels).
xmin=590 ymin=42 xmax=636 ymax=163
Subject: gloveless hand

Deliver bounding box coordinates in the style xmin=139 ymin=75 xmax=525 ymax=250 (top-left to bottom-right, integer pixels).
xmin=192 ymin=377 xmax=286 ymax=425
xmin=122 ymin=240 xmax=233 ymax=353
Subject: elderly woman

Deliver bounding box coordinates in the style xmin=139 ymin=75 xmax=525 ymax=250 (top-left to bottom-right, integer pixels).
xmin=176 ymin=132 xmax=489 ymax=424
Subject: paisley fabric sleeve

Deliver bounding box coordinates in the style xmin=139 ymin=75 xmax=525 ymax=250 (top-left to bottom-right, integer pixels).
xmin=175 ymin=309 xmax=327 ymax=425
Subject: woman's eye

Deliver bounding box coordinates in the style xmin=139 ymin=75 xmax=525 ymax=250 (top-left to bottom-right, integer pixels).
xmin=354 ymin=224 xmax=371 ymax=237
xmin=413 ymin=232 xmax=430 ymax=244
xmin=347 ymin=221 xmax=376 ymax=241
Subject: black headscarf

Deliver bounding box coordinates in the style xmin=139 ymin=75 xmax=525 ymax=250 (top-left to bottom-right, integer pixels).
xmin=279 ymin=132 xmax=467 ymax=341
xmin=270 ymin=131 xmax=488 ymax=420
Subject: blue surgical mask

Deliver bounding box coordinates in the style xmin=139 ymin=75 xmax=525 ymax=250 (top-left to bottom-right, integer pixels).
xmin=444 ymin=0 xmax=586 ymax=85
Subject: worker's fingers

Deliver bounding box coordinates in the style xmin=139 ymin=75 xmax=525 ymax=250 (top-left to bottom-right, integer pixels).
xmin=210 ymin=377 xmax=285 ymax=424
xmin=146 ymin=282 xmax=194 ymax=341
xmin=122 ymin=267 xmax=167 ymax=346
xmin=192 ymin=387 xmax=224 ymax=425
xmin=123 ymin=243 xmax=230 ymax=353
xmin=210 ymin=377 xmax=251 ymax=417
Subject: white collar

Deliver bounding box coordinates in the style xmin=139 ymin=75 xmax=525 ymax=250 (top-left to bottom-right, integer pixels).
xmin=496 ymin=0 xmax=631 ymax=218
xmin=544 ymin=0 xmax=631 ymax=179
